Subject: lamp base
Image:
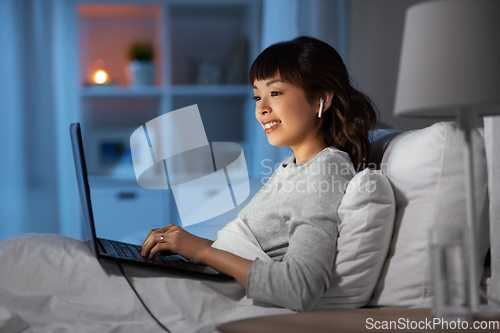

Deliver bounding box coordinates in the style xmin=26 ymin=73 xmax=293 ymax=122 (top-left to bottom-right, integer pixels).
xmin=473 ymin=305 xmax=500 ymax=321
xmin=432 ymin=305 xmax=500 ymax=323
xmin=432 ymin=306 xmax=472 ymax=322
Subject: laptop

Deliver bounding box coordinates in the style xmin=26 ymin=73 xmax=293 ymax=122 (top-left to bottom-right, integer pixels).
xmin=70 ymin=122 xmax=233 ymax=281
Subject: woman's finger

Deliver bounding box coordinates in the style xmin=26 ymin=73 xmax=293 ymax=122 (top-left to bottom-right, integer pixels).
xmin=149 ymin=242 xmax=162 ymax=258
xmin=144 ymin=225 xmax=176 ymax=244
xmin=142 ymin=228 xmax=158 ymax=247
xmin=141 ymin=233 xmax=159 ymax=256
xmin=142 ymin=227 xmax=186 ymax=257
xmin=148 ymin=234 xmax=171 ymax=258
xmin=142 ymin=224 xmax=176 ymax=248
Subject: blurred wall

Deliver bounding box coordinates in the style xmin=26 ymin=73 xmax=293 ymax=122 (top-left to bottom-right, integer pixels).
xmin=346 ymin=0 xmax=448 ymax=130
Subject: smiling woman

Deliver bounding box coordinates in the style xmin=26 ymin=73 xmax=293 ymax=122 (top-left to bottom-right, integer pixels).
xmin=141 ymin=36 xmax=380 ymax=312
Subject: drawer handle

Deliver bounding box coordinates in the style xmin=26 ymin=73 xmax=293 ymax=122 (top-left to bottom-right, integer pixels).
xmin=117 ymin=192 xmax=137 ymax=200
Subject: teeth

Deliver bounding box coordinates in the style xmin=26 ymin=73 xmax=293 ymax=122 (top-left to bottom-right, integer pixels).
xmin=264 ymin=121 xmax=281 ymax=129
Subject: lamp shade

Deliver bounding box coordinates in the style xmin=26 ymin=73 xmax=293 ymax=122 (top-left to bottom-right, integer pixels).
xmin=394 ymin=0 xmax=500 ymax=118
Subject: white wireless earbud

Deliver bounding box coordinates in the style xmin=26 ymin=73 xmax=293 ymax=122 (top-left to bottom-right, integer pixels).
xmin=318 ymin=98 xmax=325 ymax=118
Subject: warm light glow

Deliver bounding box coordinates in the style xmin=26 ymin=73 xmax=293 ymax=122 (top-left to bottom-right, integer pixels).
xmin=93 ymin=70 xmax=108 ymax=84
xmin=94 ymin=58 xmax=105 ymax=69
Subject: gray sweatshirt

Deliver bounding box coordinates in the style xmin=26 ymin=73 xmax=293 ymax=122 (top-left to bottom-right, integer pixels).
xmin=240 ymin=147 xmax=355 ymax=312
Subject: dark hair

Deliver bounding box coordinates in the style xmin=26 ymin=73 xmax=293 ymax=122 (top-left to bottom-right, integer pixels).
xmin=249 ymin=36 xmax=378 ymax=170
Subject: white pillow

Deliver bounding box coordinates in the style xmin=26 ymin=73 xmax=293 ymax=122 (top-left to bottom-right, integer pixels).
xmin=369 ymin=122 xmax=489 ymax=307
xmin=314 ymin=168 xmax=395 ymax=309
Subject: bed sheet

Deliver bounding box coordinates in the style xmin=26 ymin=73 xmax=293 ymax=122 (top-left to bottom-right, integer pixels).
xmin=0 ymin=223 xmax=293 ymax=333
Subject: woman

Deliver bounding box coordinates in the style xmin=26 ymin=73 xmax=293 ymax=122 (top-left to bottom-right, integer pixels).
xmin=141 ymin=36 xmax=378 ymax=312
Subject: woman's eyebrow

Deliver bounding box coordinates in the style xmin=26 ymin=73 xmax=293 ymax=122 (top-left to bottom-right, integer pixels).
xmin=266 ymin=79 xmax=284 ymax=86
xmin=252 ymin=79 xmax=285 ymax=89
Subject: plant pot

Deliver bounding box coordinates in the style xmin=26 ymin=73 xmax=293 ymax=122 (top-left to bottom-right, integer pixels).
xmin=129 ymin=60 xmax=155 ymax=86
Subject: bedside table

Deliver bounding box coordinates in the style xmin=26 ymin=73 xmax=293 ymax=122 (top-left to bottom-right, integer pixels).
xmin=218 ymin=308 xmax=500 ymax=333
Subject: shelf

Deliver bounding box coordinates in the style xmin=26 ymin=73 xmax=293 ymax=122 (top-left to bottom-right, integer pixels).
xmin=81 ymin=86 xmax=164 ymax=97
xmin=79 ymin=4 xmax=163 ymax=87
xmin=81 ymin=84 xmax=251 ymax=98
xmin=77 ymin=1 xmax=259 ymax=231
xmin=170 ymin=84 xmax=251 ymax=96
xmin=77 ymin=0 xmax=257 ymax=166
xmin=89 ymin=175 xmax=138 ymax=186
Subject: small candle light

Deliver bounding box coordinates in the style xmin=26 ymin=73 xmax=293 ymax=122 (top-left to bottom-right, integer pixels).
xmin=90 ymin=59 xmax=111 ymax=85
xmin=93 ymin=70 xmax=108 ymax=84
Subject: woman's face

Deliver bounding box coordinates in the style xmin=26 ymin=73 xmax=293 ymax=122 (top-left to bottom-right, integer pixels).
xmin=252 ymin=76 xmax=323 ymax=152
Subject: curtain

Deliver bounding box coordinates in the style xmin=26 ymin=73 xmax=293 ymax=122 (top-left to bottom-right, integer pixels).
xmin=484 ymin=116 xmax=500 ymax=301
xmin=299 ymin=0 xmax=348 ymax=59
xmin=0 ymin=0 xmax=26 ymax=240
xmin=0 ymin=0 xmax=80 ymax=241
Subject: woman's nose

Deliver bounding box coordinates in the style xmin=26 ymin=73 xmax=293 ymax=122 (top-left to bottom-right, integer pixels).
xmin=256 ymin=103 xmax=271 ymax=116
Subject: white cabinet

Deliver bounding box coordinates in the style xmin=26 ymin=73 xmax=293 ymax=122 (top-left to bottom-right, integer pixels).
xmin=90 ymin=181 xmax=168 ymax=244
xmin=77 ymin=1 xmax=260 ymax=240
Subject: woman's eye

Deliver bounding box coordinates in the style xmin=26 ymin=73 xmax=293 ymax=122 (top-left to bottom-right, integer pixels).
xmin=270 ymin=91 xmax=281 ymax=97
xmin=252 ymin=96 xmax=260 ymax=101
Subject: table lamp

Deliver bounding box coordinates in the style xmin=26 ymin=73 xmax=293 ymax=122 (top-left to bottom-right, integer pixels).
xmin=394 ymin=0 xmax=500 ymax=318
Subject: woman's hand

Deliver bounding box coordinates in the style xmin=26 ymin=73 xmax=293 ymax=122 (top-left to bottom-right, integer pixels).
xmin=141 ymin=224 xmax=253 ymax=288
xmin=143 ymin=225 xmax=213 ymax=249
xmin=141 ymin=225 xmax=210 ymax=264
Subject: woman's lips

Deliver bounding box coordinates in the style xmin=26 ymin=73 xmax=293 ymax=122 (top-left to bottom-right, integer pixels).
xmin=263 ymin=120 xmax=281 ymax=134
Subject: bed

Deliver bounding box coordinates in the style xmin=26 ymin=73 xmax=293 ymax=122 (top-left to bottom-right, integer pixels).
xmin=0 ymin=231 xmax=294 ymax=333
xmin=0 ymin=121 xmax=495 ymax=332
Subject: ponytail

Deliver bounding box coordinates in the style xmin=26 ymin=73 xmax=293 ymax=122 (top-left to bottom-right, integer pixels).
xmin=321 ymin=87 xmax=378 ymax=170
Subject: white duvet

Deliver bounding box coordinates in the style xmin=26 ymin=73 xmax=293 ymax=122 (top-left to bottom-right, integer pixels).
xmin=0 ymin=219 xmax=294 ymax=333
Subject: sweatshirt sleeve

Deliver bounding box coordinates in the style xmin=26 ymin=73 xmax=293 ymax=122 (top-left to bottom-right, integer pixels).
xmin=245 ymin=156 xmax=352 ymax=312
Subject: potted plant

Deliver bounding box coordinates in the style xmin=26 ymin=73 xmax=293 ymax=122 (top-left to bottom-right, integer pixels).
xmin=128 ymin=41 xmax=155 ymax=86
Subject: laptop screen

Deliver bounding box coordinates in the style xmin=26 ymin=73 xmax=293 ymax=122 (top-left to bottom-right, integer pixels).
xmin=70 ymin=122 xmax=100 ymax=258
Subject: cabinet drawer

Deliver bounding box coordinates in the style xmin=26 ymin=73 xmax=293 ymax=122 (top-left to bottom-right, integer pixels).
xmin=90 ymin=185 xmax=166 ymax=244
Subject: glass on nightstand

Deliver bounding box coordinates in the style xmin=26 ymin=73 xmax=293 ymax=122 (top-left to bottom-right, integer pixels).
xmin=429 ymin=228 xmax=472 ymax=322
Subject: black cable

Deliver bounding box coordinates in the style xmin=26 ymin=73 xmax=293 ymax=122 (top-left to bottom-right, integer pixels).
xmin=117 ymin=261 xmax=172 ymax=333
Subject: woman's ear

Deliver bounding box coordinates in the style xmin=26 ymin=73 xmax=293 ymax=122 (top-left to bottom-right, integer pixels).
xmin=323 ymin=92 xmax=334 ymax=112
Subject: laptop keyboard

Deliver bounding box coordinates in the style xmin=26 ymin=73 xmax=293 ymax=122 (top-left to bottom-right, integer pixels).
xmin=97 ymin=238 xmax=225 ymax=277
xmin=110 ymin=241 xmax=142 ymax=259
xmin=108 ymin=240 xmax=185 ymax=267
